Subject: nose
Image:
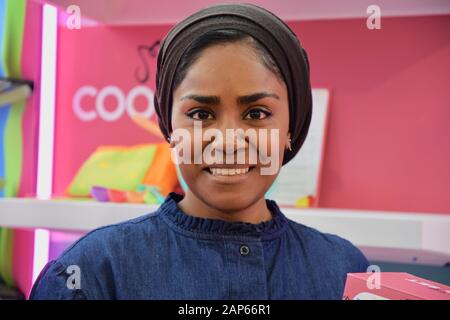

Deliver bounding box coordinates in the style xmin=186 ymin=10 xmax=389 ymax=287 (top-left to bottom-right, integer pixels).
xmin=208 ymin=117 xmax=249 ymax=155
xmin=209 ymin=131 xmax=247 ymax=155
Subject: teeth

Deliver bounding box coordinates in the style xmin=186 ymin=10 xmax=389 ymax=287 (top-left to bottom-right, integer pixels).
xmin=210 ymin=167 xmax=250 ymax=176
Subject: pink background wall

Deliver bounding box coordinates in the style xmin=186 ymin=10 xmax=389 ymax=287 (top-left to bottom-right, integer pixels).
xmin=294 ymin=15 xmax=450 ymax=214
xmin=45 ymin=0 xmax=450 ymax=25
xmin=53 ymin=15 xmax=450 ymax=214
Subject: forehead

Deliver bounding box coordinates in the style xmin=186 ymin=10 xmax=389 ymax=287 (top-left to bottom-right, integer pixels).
xmin=174 ymin=42 xmax=286 ymax=97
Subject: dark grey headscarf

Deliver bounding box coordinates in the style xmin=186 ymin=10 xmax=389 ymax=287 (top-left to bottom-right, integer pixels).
xmin=154 ymin=3 xmax=312 ymax=165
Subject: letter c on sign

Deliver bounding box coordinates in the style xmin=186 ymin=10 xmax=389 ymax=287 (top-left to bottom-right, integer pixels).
xmin=73 ymin=86 xmax=97 ymax=121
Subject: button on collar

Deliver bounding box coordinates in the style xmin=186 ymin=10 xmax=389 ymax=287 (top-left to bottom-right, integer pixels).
xmin=240 ymin=245 xmax=250 ymax=256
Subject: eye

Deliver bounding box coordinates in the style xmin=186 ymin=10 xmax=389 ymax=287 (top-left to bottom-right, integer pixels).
xmin=186 ymin=109 xmax=214 ymax=120
xmin=244 ymin=108 xmax=272 ymax=120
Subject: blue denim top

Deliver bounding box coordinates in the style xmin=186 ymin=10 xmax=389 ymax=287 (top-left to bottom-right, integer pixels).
xmin=30 ymin=192 xmax=368 ymax=299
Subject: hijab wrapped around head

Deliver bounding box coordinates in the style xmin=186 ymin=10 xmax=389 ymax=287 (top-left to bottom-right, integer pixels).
xmin=154 ymin=3 xmax=312 ymax=165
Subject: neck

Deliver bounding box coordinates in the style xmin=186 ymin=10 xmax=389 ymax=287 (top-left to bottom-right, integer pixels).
xmin=177 ymin=190 xmax=273 ymax=224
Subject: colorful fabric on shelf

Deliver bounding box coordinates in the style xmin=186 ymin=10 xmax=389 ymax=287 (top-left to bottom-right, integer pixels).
xmin=142 ymin=142 xmax=178 ymax=196
xmin=67 ymin=144 xmax=157 ymax=197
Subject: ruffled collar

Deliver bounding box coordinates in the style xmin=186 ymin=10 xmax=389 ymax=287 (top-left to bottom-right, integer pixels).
xmin=159 ymin=192 xmax=288 ymax=240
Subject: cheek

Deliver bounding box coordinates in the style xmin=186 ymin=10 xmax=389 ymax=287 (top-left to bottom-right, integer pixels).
xmin=272 ymin=109 xmax=290 ymax=166
xmin=177 ymin=163 xmax=207 ymax=194
xmin=275 ymin=132 xmax=288 ymax=162
xmin=178 ymin=163 xmax=200 ymax=179
xmin=174 ymin=135 xmax=207 ymax=182
xmin=255 ymin=127 xmax=287 ymax=172
xmin=170 ymin=126 xmax=205 ymax=165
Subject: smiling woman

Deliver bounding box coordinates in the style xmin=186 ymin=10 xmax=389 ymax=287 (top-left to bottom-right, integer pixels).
xmin=30 ymin=3 xmax=368 ymax=300
xmin=171 ymin=37 xmax=288 ymax=222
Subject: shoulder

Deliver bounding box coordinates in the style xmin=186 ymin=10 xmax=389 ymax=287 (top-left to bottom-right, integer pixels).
xmin=285 ymin=219 xmax=369 ymax=299
xmin=286 ymin=218 xmax=369 ymax=273
xmin=61 ymin=211 xmax=162 ymax=258
xmin=30 ymin=209 xmax=163 ymax=299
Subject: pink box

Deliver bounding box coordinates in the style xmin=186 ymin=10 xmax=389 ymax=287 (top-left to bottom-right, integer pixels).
xmin=343 ymin=272 xmax=450 ymax=300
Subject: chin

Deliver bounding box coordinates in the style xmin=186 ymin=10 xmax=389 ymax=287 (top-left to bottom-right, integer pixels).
xmin=197 ymin=186 xmax=259 ymax=213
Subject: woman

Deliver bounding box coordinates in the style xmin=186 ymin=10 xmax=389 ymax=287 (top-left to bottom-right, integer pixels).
xmin=31 ymin=3 xmax=368 ymax=300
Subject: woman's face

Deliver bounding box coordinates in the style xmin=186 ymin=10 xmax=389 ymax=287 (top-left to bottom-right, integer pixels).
xmin=171 ymin=41 xmax=290 ymax=212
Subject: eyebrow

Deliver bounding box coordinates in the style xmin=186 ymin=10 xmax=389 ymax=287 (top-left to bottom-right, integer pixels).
xmin=180 ymin=94 xmax=220 ymax=105
xmin=180 ymin=92 xmax=280 ymax=105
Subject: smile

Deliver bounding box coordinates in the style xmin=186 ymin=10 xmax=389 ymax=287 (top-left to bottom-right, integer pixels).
xmin=203 ymin=166 xmax=256 ymax=183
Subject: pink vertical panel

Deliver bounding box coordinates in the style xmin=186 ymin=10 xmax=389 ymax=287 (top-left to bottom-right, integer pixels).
xmin=13 ymin=0 xmax=43 ymax=297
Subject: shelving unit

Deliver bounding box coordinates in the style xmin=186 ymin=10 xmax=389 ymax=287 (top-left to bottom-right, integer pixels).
xmin=1 ymin=198 xmax=449 ymax=266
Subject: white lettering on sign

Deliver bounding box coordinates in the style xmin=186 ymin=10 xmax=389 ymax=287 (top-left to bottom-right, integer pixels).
xmin=72 ymin=85 xmax=155 ymax=122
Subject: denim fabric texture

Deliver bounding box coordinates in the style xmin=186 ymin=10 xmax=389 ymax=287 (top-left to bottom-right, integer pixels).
xmin=30 ymin=192 xmax=368 ymax=300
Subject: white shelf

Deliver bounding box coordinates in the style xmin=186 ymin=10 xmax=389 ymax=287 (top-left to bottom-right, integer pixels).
xmin=0 ymin=198 xmax=156 ymax=231
xmin=1 ymin=198 xmax=449 ymax=266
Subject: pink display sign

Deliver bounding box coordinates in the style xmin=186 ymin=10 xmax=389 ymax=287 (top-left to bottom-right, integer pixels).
xmin=53 ymin=25 xmax=173 ymax=196
xmin=344 ymin=272 xmax=450 ymax=300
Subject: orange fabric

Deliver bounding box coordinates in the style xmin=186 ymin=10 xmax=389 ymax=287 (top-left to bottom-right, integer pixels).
xmin=143 ymin=143 xmax=178 ymax=196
